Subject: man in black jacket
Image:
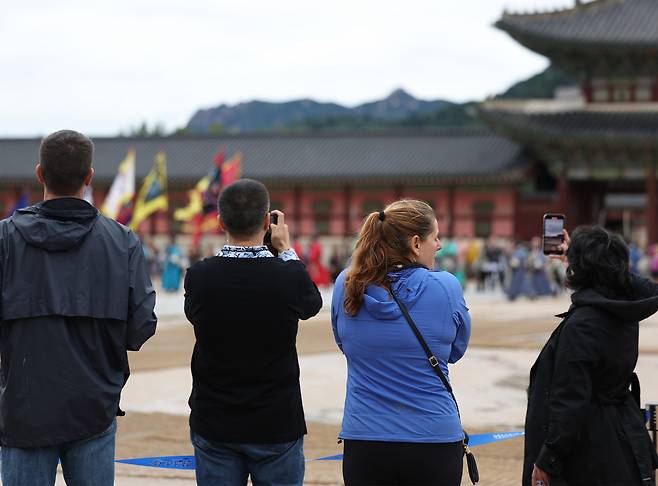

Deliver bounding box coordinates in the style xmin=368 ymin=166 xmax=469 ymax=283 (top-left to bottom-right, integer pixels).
xmin=185 ymin=179 xmax=322 ymax=486
xmin=0 ymin=130 xmax=157 ymax=486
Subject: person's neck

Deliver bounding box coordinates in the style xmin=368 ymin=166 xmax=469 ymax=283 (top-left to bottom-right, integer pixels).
xmin=43 ymin=188 xmax=85 ymax=202
xmin=226 ymin=234 xmax=265 ymax=247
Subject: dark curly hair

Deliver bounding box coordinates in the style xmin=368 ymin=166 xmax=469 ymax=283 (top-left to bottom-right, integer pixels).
xmin=566 ymin=226 xmax=631 ymax=297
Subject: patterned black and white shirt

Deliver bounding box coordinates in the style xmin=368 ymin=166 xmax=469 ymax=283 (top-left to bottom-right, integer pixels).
xmin=218 ymin=244 xmax=299 ymax=261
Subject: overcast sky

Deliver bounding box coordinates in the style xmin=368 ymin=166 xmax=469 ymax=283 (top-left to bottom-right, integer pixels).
xmin=1 ymin=0 xmax=579 ymax=137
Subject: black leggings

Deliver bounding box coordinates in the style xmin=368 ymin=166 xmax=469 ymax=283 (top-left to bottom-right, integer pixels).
xmin=343 ymin=439 xmax=463 ymax=486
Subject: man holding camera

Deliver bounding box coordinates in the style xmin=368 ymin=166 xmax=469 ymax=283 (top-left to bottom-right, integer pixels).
xmin=0 ymin=130 xmax=157 ymax=485
xmin=184 ymin=178 xmax=323 ymax=486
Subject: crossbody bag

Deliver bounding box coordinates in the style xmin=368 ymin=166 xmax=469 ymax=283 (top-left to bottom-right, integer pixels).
xmin=390 ymin=289 xmax=479 ymax=485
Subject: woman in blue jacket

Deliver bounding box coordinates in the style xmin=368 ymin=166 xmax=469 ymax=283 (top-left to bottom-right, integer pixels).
xmin=332 ymin=199 xmax=471 ymax=486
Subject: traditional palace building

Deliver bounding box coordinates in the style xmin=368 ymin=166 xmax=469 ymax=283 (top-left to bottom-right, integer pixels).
xmin=482 ymin=0 xmax=658 ymax=244
xmin=1 ymin=0 xmax=657 ymax=243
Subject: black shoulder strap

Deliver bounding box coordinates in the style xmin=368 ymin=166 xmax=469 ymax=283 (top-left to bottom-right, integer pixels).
xmin=389 ymin=289 xmax=458 ymax=413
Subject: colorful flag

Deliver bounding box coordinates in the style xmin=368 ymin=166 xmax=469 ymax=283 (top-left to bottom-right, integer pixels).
xmin=174 ymin=150 xmax=224 ymax=223
xmin=130 ymin=151 xmax=168 ymax=230
xmin=101 ymin=150 xmax=135 ymax=221
xmin=221 ymin=152 xmax=242 ymax=186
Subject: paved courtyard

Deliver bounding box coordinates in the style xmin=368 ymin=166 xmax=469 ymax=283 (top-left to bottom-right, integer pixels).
xmin=56 ymin=286 xmax=658 ymax=485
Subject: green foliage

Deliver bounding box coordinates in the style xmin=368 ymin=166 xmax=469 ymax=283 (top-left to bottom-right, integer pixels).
xmin=282 ymin=103 xmax=481 ymax=132
xmin=123 ymin=121 xmax=167 ymax=138
xmin=208 ymin=123 xmax=225 ymax=135
xmin=496 ymin=64 xmax=576 ymax=100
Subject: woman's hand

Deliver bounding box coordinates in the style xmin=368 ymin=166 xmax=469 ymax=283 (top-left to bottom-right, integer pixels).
xmin=532 ymin=464 xmax=550 ymax=486
xmin=549 ymin=229 xmax=570 ymax=264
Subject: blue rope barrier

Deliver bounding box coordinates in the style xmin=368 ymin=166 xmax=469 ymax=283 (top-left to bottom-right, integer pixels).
xmin=115 ymin=431 xmax=525 ymax=469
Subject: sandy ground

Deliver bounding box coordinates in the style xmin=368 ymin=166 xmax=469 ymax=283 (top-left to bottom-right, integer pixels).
xmin=54 ymin=288 xmax=658 ymax=485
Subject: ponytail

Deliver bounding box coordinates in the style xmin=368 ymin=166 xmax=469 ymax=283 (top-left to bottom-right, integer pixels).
xmin=344 ymin=200 xmax=435 ymax=316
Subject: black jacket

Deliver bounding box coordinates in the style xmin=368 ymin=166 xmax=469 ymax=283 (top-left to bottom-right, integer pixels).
xmin=524 ymin=275 xmax=658 ymax=485
xmin=184 ymin=255 xmax=322 ymax=443
xmin=0 ymin=198 xmax=157 ymax=447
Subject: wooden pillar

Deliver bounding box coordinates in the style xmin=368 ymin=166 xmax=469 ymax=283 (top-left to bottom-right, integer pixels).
xmin=343 ymin=185 xmax=352 ymax=237
xmin=581 ymin=77 xmax=593 ymax=103
xmin=512 ymin=188 xmax=520 ymax=240
xmin=557 ymin=164 xmax=570 ymax=217
xmin=293 ymin=185 xmax=303 ymax=236
xmin=646 ymin=159 xmax=658 ymax=244
xmin=447 ymin=186 xmax=456 ymax=238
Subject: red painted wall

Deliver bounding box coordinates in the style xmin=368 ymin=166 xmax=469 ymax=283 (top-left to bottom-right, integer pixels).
xmin=1 ymin=184 xmax=523 ymax=239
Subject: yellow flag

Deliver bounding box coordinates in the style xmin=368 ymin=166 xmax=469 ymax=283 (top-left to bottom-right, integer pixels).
xmin=131 ymin=151 xmax=168 ymax=230
xmin=174 ymin=175 xmax=211 ymax=222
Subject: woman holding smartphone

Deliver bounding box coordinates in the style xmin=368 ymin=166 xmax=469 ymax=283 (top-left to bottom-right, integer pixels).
xmin=331 ymin=200 xmax=471 ymax=486
xmin=524 ymin=226 xmax=658 ymax=486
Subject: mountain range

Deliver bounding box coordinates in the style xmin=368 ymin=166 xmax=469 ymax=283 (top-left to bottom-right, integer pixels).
xmin=186 ymin=89 xmax=455 ymax=133
xmin=176 ymin=66 xmax=575 ymax=135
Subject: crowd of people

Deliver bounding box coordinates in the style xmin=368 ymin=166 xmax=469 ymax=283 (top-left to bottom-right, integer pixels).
xmin=2 ymin=129 xmax=657 ymax=486
xmin=434 ymin=236 xmax=564 ymax=299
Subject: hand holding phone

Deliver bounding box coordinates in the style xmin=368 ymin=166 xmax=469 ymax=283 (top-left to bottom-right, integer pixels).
xmin=543 ymin=213 xmax=566 ymax=256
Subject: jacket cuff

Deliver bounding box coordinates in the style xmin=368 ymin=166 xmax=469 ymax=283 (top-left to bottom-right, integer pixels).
xmin=535 ymin=444 xmax=563 ymax=476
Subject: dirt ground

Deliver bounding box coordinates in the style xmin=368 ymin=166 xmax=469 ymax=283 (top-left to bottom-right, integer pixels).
xmin=116 ymin=295 xmax=658 ymax=485
xmin=119 ymin=304 xmax=558 ymax=485
xmin=115 ymin=412 xmax=524 ymax=485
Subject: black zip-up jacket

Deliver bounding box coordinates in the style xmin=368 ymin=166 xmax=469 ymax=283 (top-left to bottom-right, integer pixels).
xmin=523 ymin=275 xmax=658 ymax=485
xmin=0 ymin=198 xmax=157 ymax=447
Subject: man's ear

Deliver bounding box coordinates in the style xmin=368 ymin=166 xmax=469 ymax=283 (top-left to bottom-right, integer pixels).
xmin=84 ymin=168 xmax=94 ymax=186
xmin=217 ymin=215 xmax=225 ymax=232
xmin=263 ymin=212 xmax=270 ymax=231
xmin=35 ymin=164 xmax=45 ymax=185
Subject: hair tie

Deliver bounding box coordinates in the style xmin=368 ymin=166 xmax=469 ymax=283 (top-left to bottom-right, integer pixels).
xmin=378 ymin=211 xmax=386 ymax=222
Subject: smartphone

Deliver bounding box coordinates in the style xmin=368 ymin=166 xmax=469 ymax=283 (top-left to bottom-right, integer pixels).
xmin=543 ymin=213 xmax=565 ymax=255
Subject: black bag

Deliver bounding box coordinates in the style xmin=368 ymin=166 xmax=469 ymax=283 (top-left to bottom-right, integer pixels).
xmin=390 ymin=290 xmax=479 ymax=485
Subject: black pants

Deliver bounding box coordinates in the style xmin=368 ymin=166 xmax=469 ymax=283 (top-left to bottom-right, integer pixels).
xmin=343 ymin=439 xmax=463 ymax=486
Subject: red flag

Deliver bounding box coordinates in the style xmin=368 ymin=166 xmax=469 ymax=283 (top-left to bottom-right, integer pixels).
xmin=191 ymin=150 xmax=242 ymax=248
xmin=221 ymin=153 xmax=242 ymax=186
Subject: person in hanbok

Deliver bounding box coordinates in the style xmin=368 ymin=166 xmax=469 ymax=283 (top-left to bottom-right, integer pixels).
xmin=162 ymin=237 xmax=184 ymax=292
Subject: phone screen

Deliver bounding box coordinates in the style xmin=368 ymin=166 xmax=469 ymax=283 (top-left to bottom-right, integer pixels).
xmin=543 ymin=214 xmax=565 ymax=255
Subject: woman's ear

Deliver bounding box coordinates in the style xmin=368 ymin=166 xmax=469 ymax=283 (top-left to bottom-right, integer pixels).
xmin=411 ymin=235 xmax=421 ymax=256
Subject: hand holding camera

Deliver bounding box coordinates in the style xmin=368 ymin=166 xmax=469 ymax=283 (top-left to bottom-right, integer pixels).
xmin=269 ymin=210 xmax=291 ymax=253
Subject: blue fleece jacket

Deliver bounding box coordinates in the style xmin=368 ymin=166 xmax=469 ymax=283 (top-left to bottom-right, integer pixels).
xmin=331 ymin=267 xmax=471 ymax=443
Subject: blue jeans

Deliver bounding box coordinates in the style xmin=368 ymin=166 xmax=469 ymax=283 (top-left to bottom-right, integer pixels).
xmin=191 ymin=430 xmax=304 ymax=486
xmin=1 ymin=419 xmax=116 ymax=486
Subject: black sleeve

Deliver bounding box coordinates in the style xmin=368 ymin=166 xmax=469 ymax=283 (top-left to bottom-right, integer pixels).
xmin=631 ymin=274 xmax=658 ymax=299
xmin=535 ymin=314 xmax=600 ymax=475
xmin=183 ymin=266 xmax=197 ymax=325
xmin=0 ymin=223 xmax=4 ymax=321
xmin=126 ymin=235 xmax=157 ymax=351
xmin=287 ymin=261 xmax=323 ymax=320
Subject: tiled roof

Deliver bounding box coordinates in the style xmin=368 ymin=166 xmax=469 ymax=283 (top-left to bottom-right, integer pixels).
xmin=479 ymin=108 xmax=658 ymax=144
xmin=0 ymin=130 xmax=525 ymax=186
xmin=496 ymin=0 xmax=658 ymax=47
